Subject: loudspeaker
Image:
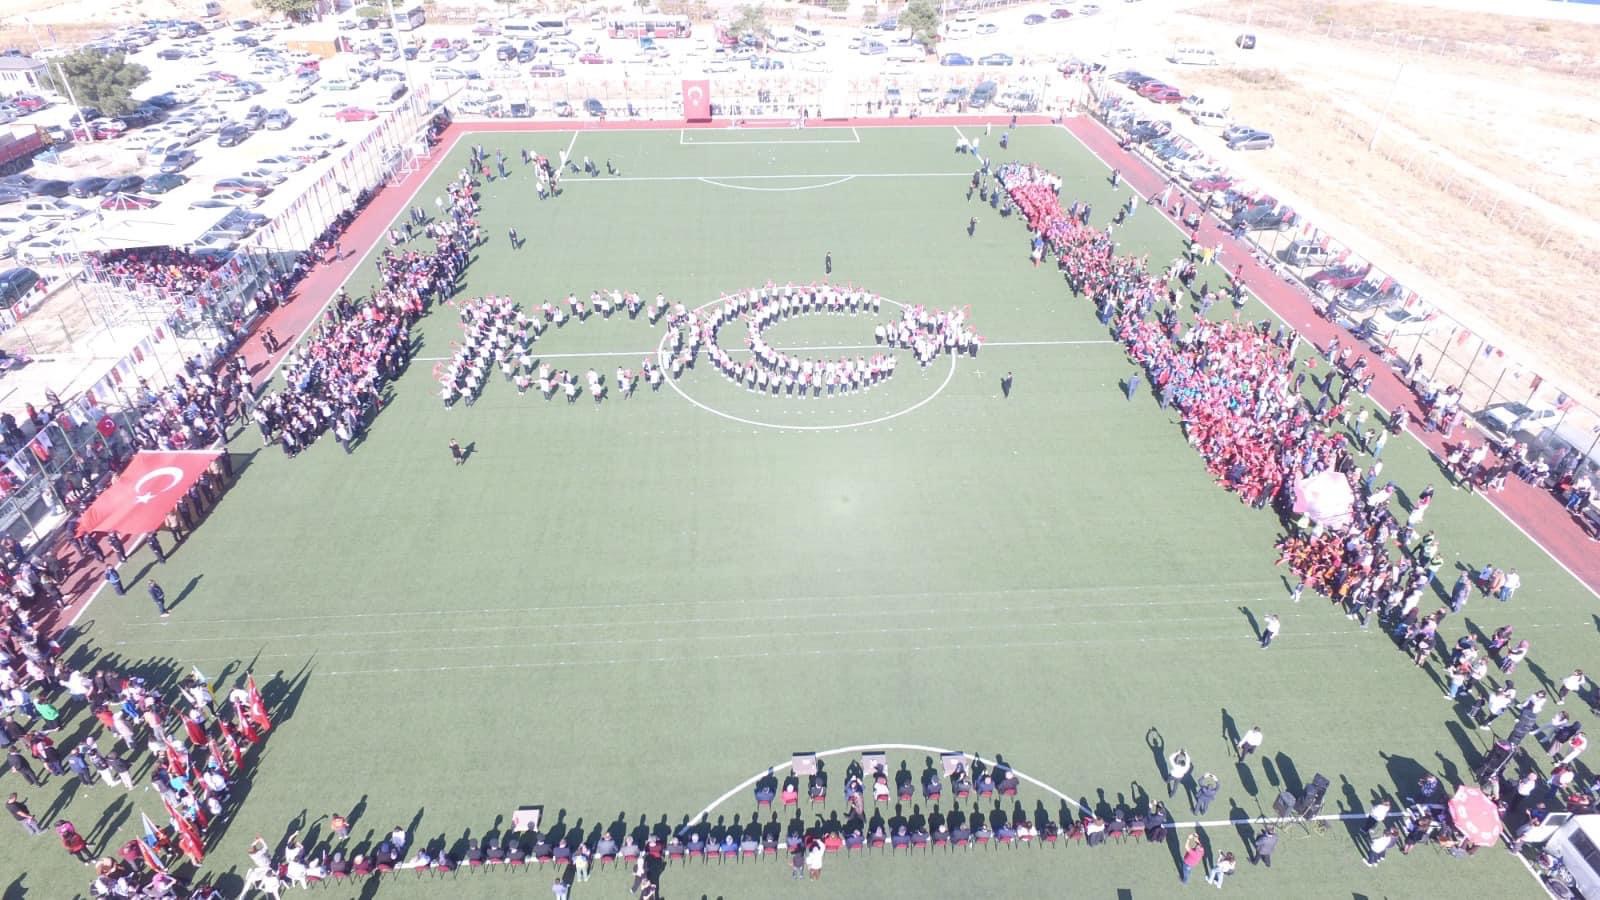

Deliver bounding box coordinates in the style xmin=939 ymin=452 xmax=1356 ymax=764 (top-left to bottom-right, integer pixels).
xmin=1295 ymin=774 xmax=1330 ymax=818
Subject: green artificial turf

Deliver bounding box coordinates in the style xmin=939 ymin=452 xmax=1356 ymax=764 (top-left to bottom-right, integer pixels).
xmin=4 ymin=124 xmax=1575 ymax=899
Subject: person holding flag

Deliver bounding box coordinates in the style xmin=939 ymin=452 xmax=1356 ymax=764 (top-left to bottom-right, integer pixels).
xmin=245 ymin=675 xmax=272 ymax=735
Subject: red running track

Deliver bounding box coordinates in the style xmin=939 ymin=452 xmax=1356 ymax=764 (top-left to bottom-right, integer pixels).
xmin=47 ymin=113 xmax=1596 ymax=636
xmin=1059 ymin=116 xmax=1600 ymax=596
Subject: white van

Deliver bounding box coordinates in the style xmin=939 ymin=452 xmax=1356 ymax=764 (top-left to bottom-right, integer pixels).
xmin=794 ymin=21 xmax=824 ymax=43
xmin=1190 ymin=107 xmax=1229 ymax=129
xmin=887 ymin=44 xmax=922 ymax=63
xmin=1169 ymin=46 xmax=1219 ymax=66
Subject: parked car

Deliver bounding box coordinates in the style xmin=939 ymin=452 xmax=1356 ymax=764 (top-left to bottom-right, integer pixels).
xmin=1306 ymin=264 xmax=1372 ymax=292
xmin=263 ymin=108 xmax=293 ymax=130
xmin=1334 ymin=279 xmax=1402 ymax=315
xmin=31 ymin=180 xmax=71 ymax=198
xmin=940 ymin=53 xmax=974 ymax=66
xmin=100 ymin=175 xmax=145 ymax=195
xmin=528 ymin=64 xmax=565 ymax=78
xmin=1478 ymin=402 xmax=1560 ymax=440
xmin=979 ymin=53 xmax=1014 ymax=66
xmin=1227 ymin=130 xmax=1275 ymax=151
xmin=142 ymin=173 xmax=188 ymax=194
xmin=1190 ymin=173 xmax=1234 ymax=192
xmin=1278 ymin=239 xmax=1337 ymax=269
xmin=1146 ymin=86 xmax=1184 ymax=103
xmin=217 ymin=124 xmax=252 ymax=146
xmin=1230 ymin=203 xmax=1291 ymax=232
xmin=0 ymin=262 xmax=41 ymax=303
xmin=212 ymin=177 xmax=272 ymax=195
xmin=204 ymin=190 xmax=265 ymax=208
xmin=1051 ymin=8 xmax=1073 ymax=18
xmin=68 ymin=177 xmax=110 ymax=198
xmin=15 ymin=235 xmax=80 ymax=265
xmin=160 ymin=148 xmax=200 ymax=171
xmin=978 ymin=22 xmax=1000 ymax=32
xmin=1363 ymin=305 xmax=1434 ymax=340
xmin=236 ymin=167 xmax=288 ymax=185
xmin=334 ymin=106 xmax=377 ymax=122
xmin=1023 ymin=14 xmax=1046 ymax=24
xmin=553 ymin=100 xmax=575 ymax=118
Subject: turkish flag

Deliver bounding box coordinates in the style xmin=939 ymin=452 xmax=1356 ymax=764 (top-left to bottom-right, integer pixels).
xmin=75 ymin=450 xmax=220 ymax=538
xmin=681 ymin=79 xmax=711 ymax=122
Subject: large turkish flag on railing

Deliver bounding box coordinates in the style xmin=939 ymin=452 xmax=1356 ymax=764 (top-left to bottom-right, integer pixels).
xmin=682 ymin=79 xmax=711 ymax=122
xmin=76 ymin=450 xmax=221 ymax=538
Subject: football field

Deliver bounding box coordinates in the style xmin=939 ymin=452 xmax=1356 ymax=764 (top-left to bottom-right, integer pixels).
xmin=13 ymin=122 xmax=1580 ymax=898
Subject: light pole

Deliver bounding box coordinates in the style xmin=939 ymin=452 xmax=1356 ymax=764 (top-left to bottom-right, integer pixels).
xmin=1369 ymin=62 xmax=1406 ymax=153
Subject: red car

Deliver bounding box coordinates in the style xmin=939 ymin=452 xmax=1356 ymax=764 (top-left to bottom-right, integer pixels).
xmin=207 ymin=71 xmax=239 ymax=82
xmin=1307 ymin=264 xmax=1373 ymax=291
xmin=1190 ymin=174 xmax=1234 ymax=192
xmin=1147 ymin=87 xmax=1183 ymax=103
xmin=335 ymin=106 xmax=378 ymax=122
xmin=578 ymin=52 xmax=610 ymax=64
xmin=296 ymin=60 xmax=320 ymax=74
xmin=13 ymin=94 xmax=47 ymax=111
xmin=430 ymin=37 xmax=451 ymax=50
xmin=1137 ymin=81 xmax=1175 ymax=98
xmin=1051 ymin=8 xmax=1073 ymax=17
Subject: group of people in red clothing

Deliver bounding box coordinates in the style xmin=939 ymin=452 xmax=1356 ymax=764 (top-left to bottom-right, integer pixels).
xmin=3 ymin=601 xmax=278 ymax=898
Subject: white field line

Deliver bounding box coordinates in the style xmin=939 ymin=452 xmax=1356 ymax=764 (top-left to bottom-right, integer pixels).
xmin=563 ymin=130 xmax=578 ymax=161
xmin=317 ymin=629 xmax=1433 ymax=677
xmin=413 ymin=339 xmax=1117 ymax=363
xmin=112 ymin=580 xmax=1283 ymax=630
xmin=559 ymin=171 xmax=971 ymax=183
xmin=1062 ymin=119 xmax=1600 ymax=604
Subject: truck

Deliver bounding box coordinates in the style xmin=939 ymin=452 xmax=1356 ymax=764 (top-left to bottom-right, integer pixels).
xmin=0 ymin=125 xmax=50 ymax=176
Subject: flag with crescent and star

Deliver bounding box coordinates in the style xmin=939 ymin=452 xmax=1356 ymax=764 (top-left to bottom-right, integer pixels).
xmin=75 ymin=450 xmax=221 ymax=538
xmin=681 ymin=79 xmax=711 ymax=122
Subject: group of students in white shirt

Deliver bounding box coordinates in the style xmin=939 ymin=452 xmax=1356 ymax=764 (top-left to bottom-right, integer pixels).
xmin=438 ymin=292 xmax=669 ymax=407
xmin=692 ymin=286 xmax=900 ymax=397
xmin=434 ymin=281 xmax=979 ymax=408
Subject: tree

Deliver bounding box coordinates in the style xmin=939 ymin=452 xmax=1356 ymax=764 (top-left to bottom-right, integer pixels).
xmin=900 ymin=0 xmax=940 ymax=49
xmin=731 ymin=3 xmax=770 ymax=41
xmin=253 ymin=0 xmax=319 ymax=20
xmin=38 ymin=49 xmax=149 ymax=117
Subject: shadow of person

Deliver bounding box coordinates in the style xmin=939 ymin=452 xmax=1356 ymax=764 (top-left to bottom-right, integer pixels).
xmin=1220 ymin=708 xmax=1240 ymax=754
xmin=1239 ymin=606 xmax=1261 ymax=641
xmin=1235 ymin=762 xmax=1258 ymax=797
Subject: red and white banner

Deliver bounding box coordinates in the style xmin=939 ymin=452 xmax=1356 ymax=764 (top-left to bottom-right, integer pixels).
xmin=75 ymin=450 xmax=221 ymax=538
xmin=681 ymin=79 xmax=711 ymax=122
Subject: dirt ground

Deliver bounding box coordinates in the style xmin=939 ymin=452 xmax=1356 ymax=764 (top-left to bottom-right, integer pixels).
xmin=1151 ymin=0 xmax=1600 ymax=403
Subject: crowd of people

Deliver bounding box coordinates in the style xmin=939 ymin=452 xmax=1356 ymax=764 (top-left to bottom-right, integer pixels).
xmin=993 ymin=155 xmax=1600 ymax=867
xmin=2 ymin=606 xmax=276 ymax=898
xmin=88 ymin=249 xmax=230 ymax=301
xmin=255 ymin=172 xmax=477 ymax=456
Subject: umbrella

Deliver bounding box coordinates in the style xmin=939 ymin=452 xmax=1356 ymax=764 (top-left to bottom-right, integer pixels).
xmin=1292 ymin=470 xmax=1356 ymax=528
xmin=1447 ymin=785 xmax=1500 ymax=847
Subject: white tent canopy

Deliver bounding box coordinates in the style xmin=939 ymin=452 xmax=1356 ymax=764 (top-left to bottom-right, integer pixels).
xmin=65 ymin=207 xmax=233 ymax=254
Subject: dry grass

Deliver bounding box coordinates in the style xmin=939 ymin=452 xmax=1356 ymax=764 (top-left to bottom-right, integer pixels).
xmin=1197 ymin=0 xmax=1600 ymax=76
xmin=1179 ymin=63 xmax=1599 ymax=397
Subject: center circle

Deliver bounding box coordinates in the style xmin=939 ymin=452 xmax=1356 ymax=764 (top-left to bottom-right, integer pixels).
xmin=656 ymin=291 xmax=963 ymax=432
